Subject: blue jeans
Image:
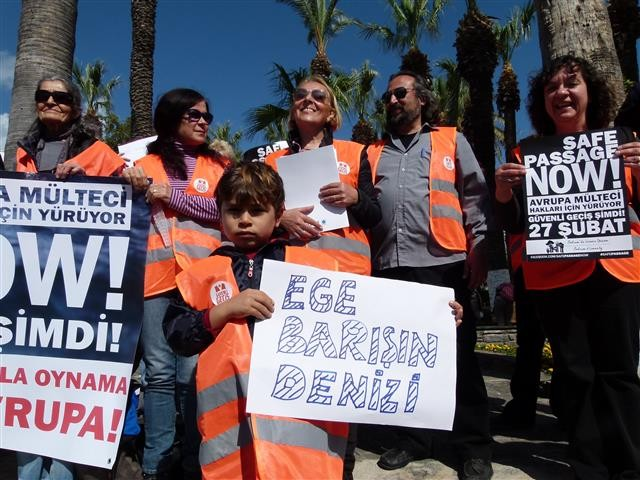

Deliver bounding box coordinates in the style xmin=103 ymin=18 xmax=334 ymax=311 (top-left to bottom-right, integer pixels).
xmin=16 ymin=453 xmax=74 ymax=480
xmin=141 ymin=292 xmax=200 ymax=475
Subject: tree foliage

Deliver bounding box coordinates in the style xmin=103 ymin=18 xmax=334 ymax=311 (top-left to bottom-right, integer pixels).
xmin=357 ymin=0 xmax=449 ymax=82
xmin=277 ymin=0 xmax=352 ymax=78
xmin=5 ymin=0 xmax=77 ymax=169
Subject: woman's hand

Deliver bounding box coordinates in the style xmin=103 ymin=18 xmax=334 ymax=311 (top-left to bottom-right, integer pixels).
xmin=279 ymin=206 xmax=322 ymax=240
xmin=495 ymin=163 xmax=527 ymax=203
xmin=208 ymin=289 xmax=275 ymax=330
xmin=449 ymin=300 xmax=463 ymax=328
xmin=319 ymin=182 xmax=358 ymax=208
xmin=55 ymin=161 xmax=85 ymax=179
xmin=615 ymin=141 xmax=640 ymax=171
xmin=145 ymin=182 xmax=172 ymax=204
xmin=122 ymin=166 xmax=150 ymax=190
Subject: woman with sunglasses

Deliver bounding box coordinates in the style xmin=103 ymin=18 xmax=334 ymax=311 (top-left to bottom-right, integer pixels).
xmin=123 ymin=88 xmax=229 ymax=480
xmin=265 ymin=76 xmax=379 ymax=479
xmin=265 ymin=75 xmax=381 ymax=277
xmin=14 ymin=77 xmax=125 ymax=480
xmin=16 ymin=76 xmax=124 ymax=177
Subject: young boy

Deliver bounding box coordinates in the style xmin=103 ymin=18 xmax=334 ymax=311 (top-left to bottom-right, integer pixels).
xmin=164 ymin=162 xmax=463 ymax=479
xmin=165 ymin=162 xmax=348 ymax=480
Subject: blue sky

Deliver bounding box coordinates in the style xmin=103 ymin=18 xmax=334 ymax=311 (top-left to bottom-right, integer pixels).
xmin=0 ymin=0 xmax=540 ymax=155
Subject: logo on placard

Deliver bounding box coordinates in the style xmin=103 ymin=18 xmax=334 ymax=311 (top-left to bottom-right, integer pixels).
xmin=443 ymin=156 xmax=455 ymax=171
xmin=210 ymin=281 xmax=233 ymax=305
xmin=337 ymin=161 xmax=350 ymax=175
xmin=193 ymin=178 xmax=209 ymax=193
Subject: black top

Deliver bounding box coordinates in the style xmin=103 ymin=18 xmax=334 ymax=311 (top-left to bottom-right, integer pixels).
xmin=163 ymin=240 xmax=290 ymax=357
xmin=17 ymin=119 xmax=98 ymax=171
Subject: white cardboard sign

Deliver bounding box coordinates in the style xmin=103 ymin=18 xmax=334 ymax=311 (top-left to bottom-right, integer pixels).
xmin=246 ymin=260 xmax=457 ymax=430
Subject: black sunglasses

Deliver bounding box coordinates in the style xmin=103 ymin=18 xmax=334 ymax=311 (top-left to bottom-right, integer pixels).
xmin=183 ymin=108 xmax=213 ymax=124
xmin=293 ymin=88 xmax=328 ymax=103
xmin=35 ymin=89 xmax=74 ymax=105
xmin=381 ymin=87 xmax=415 ymax=104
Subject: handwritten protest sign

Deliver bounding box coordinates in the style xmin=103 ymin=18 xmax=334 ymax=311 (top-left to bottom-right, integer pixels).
xmin=520 ymin=127 xmax=633 ymax=260
xmin=246 ymin=260 xmax=457 ymax=430
xmin=0 ymin=172 xmax=150 ymax=468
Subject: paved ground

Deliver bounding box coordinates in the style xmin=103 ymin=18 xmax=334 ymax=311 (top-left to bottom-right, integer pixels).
xmin=353 ymin=351 xmax=571 ymax=480
xmin=0 ymin=351 xmax=571 ymax=479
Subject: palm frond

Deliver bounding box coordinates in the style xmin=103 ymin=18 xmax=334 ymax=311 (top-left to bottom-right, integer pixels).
xmin=355 ymin=0 xmax=447 ymax=53
xmin=244 ymin=104 xmax=289 ymax=139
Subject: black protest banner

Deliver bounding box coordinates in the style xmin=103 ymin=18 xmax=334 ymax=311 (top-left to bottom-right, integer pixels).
xmin=0 ymin=172 xmax=150 ymax=468
xmin=520 ymin=127 xmax=634 ymax=261
xmin=242 ymin=140 xmax=289 ymax=163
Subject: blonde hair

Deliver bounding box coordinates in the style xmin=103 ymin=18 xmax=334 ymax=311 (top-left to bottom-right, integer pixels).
xmin=210 ymin=139 xmax=236 ymax=161
xmin=288 ymin=75 xmax=342 ymax=132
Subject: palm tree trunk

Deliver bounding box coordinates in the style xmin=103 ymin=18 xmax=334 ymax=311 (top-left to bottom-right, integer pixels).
xmin=5 ymin=0 xmax=77 ymax=170
xmin=608 ymin=0 xmax=639 ymax=84
xmin=456 ymin=3 xmax=507 ymax=272
xmin=503 ymin=109 xmax=517 ymax=161
xmin=534 ymin=0 xmax=625 ymax=107
xmin=130 ymin=0 xmax=157 ymax=140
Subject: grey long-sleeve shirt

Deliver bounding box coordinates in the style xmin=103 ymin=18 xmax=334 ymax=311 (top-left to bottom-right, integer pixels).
xmin=370 ymin=125 xmax=491 ymax=270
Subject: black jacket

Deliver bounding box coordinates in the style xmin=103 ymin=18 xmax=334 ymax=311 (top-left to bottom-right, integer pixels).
xmin=17 ymin=119 xmax=98 ymax=169
xmin=163 ymin=240 xmax=290 ymax=357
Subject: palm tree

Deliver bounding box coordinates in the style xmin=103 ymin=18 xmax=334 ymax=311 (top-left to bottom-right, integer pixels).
xmin=494 ymin=2 xmax=535 ymax=159
xmin=276 ymin=0 xmax=352 ymax=79
xmin=130 ymin=0 xmax=157 ymax=139
xmin=245 ymin=64 xmax=308 ymax=141
xmin=608 ymin=0 xmax=639 ymax=85
xmin=455 ymin=0 xmax=506 ymax=272
xmin=455 ymin=0 xmax=498 ymax=189
xmin=4 ymin=0 xmax=77 ymax=170
xmin=349 ymin=61 xmax=378 ymax=144
xmin=432 ymin=58 xmax=468 ymax=129
xmin=73 ymin=61 xmax=121 ymax=138
xmin=245 ymin=63 xmax=356 ymax=143
xmin=103 ymin=114 xmax=133 ymax=150
xmin=357 ymin=0 xmax=449 ymax=84
xmin=534 ymin=0 xmax=625 ymax=107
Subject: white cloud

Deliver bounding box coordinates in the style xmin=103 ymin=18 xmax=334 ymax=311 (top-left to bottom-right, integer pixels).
xmin=0 ymin=112 xmax=8 ymax=156
xmin=1 ymin=51 xmax=16 ymax=89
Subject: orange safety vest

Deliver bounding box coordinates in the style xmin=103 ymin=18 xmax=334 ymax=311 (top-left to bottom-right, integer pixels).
xmin=510 ymin=147 xmax=640 ymax=290
xmin=137 ymin=153 xmax=228 ymax=297
xmin=177 ymin=248 xmax=347 ymax=480
xmin=16 ymin=140 xmax=125 ymax=176
xmin=266 ymin=140 xmax=372 ymax=275
xmin=367 ymin=127 xmax=467 ymax=252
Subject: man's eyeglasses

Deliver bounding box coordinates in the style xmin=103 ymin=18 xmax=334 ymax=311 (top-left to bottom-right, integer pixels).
xmin=381 ymin=87 xmax=415 ymax=104
xmin=183 ymin=109 xmax=213 ymax=124
xmin=293 ymin=88 xmax=328 ymax=103
xmin=35 ymin=90 xmax=74 ymax=105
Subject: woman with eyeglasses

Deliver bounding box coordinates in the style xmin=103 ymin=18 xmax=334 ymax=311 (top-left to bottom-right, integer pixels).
xmin=14 ymin=77 xmax=125 ymax=480
xmin=495 ymin=55 xmax=640 ymax=479
xmin=16 ymin=76 xmax=124 ymax=177
xmin=122 ymin=88 xmax=229 ymax=480
xmin=265 ymin=75 xmax=381 ymax=277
